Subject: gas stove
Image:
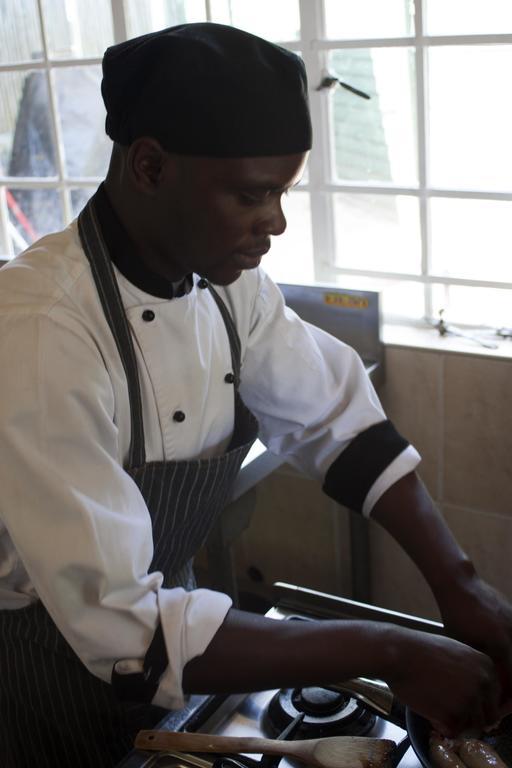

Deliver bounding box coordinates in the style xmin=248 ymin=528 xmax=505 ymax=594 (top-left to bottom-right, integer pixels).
xmin=118 ymin=583 xmax=443 ymax=768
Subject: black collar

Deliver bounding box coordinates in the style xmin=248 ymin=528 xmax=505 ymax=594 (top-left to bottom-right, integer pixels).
xmin=91 ymin=183 xmax=193 ymax=300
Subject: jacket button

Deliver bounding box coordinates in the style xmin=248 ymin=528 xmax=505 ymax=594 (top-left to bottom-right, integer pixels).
xmin=197 ymin=278 xmax=208 ymax=289
xmin=173 ymin=410 xmax=186 ymax=423
xmin=142 ymin=309 xmax=155 ymax=322
xmin=224 ymin=372 xmax=235 ymax=384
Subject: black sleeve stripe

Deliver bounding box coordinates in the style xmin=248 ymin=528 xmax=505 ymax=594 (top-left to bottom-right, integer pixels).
xmin=322 ymin=420 xmax=410 ymax=514
xmin=111 ymin=622 xmax=168 ymax=703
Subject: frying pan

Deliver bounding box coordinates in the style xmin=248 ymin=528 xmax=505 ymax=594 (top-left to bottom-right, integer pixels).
xmin=334 ymin=679 xmax=512 ymax=768
xmin=406 ymin=709 xmax=512 ymax=768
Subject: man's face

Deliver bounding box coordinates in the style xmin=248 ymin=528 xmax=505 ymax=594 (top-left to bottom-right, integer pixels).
xmin=148 ymin=151 xmax=308 ymax=285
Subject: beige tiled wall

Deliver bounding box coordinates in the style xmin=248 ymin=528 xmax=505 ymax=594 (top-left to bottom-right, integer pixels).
xmin=377 ymin=347 xmax=443 ymax=499
xmin=443 ymin=355 xmax=512 ymax=517
xmin=232 ymin=466 xmax=353 ymax=598
xmin=230 ymin=345 xmax=512 ymax=618
xmin=374 ymin=347 xmax=512 ymax=617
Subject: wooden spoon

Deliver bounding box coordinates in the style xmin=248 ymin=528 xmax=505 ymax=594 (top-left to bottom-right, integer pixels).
xmin=134 ymin=730 xmax=396 ymax=768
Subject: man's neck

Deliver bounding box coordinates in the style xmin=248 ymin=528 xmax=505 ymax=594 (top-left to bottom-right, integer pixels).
xmin=92 ymin=182 xmax=193 ymax=300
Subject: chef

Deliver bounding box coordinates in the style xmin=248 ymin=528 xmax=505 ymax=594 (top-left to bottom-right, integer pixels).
xmin=0 ymin=22 xmax=511 ymax=768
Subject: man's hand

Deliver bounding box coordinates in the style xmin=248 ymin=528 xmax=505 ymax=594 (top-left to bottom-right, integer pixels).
xmin=384 ymin=626 xmax=501 ymax=736
xmin=370 ymin=472 xmax=512 ymax=722
xmin=434 ymin=570 xmax=512 ymax=719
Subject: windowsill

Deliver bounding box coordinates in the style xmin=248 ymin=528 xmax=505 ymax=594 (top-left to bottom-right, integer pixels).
xmin=382 ymin=323 xmax=512 ymax=360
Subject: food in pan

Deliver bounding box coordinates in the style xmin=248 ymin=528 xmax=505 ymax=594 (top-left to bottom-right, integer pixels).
xmin=457 ymin=738 xmax=508 ymax=768
xmin=429 ymin=734 xmax=507 ymax=768
xmin=429 ymin=734 xmax=467 ymax=768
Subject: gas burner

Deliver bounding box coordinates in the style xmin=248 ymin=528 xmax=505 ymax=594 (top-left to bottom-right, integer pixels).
xmin=263 ymin=686 xmax=376 ymax=739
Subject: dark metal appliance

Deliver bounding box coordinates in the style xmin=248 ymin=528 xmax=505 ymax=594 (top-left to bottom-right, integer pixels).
xmin=117 ymin=583 xmax=446 ymax=768
xmin=277 ymin=283 xmax=383 ymax=388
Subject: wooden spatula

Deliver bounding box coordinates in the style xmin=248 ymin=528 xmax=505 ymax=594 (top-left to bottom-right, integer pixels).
xmin=134 ymin=730 xmax=396 ymax=768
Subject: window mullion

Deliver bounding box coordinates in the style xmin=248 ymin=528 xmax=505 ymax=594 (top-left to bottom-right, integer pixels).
xmin=111 ymin=0 xmax=128 ymax=43
xmin=415 ymin=0 xmax=432 ymax=319
xmin=299 ymin=0 xmax=336 ymax=283
xmin=60 ymin=187 xmax=73 ymax=229
xmin=34 ymin=0 xmax=73 ymax=223
xmin=0 ymin=188 xmax=14 ymax=258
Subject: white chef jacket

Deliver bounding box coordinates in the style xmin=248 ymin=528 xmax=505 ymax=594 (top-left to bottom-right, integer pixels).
xmin=0 ymin=221 xmax=420 ymax=709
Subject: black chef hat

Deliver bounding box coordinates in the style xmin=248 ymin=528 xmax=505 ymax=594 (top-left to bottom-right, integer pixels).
xmin=101 ymin=22 xmax=312 ymax=158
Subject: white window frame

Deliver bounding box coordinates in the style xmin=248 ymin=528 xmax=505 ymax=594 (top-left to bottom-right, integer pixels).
xmin=294 ymin=0 xmax=512 ymax=325
xmin=1 ymin=0 xmax=511 ymax=329
xmin=0 ymin=0 xmax=127 ymax=259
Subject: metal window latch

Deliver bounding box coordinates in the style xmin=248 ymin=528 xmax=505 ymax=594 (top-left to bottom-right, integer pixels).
xmin=434 ymin=309 xmax=449 ymax=337
xmin=432 ymin=309 xmax=499 ymax=350
xmin=316 ymin=74 xmax=371 ymax=99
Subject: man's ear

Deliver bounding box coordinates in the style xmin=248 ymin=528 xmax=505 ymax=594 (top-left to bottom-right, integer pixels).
xmin=127 ymin=137 xmax=170 ymax=194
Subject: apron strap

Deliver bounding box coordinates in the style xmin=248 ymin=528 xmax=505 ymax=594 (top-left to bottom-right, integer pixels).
xmin=111 ymin=622 xmax=166 ymax=704
xmin=78 ymin=199 xmax=146 ymax=468
xmin=206 ymin=282 xmax=242 ymax=386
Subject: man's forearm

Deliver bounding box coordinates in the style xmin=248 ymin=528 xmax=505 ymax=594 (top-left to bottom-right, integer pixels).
xmin=369 ymin=470 xmax=512 ymax=714
xmin=369 ymin=471 xmax=476 ymax=598
xmin=182 ymin=609 xmax=391 ymax=694
xmin=183 ymin=473 xmax=472 ymax=695
xmin=182 ymin=604 xmax=501 ymax=737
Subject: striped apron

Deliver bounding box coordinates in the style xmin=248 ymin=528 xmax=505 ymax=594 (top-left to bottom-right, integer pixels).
xmin=0 ymin=195 xmax=258 ymax=767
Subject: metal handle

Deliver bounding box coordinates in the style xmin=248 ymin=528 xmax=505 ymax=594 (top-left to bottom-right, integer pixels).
xmin=329 ymin=677 xmax=394 ymax=717
xmin=316 ymin=75 xmax=371 ymax=99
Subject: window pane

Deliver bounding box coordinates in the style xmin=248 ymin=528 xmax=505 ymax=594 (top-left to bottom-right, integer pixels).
xmin=7 ymin=188 xmax=63 ymax=255
xmin=428 ymin=46 xmax=512 ymax=192
xmin=430 ymin=198 xmax=512 ymax=282
xmin=431 ymin=284 xmax=512 ymax=330
xmin=41 ymin=0 xmax=113 ymax=59
xmin=70 ymin=188 xmax=96 ymax=218
xmin=334 ymin=193 xmax=421 ymax=274
xmin=53 ymin=66 xmax=111 ymax=179
xmin=0 ymin=0 xmax=43 ymax=64
xmin=325 ymin=0 xmax=415 ymax=39
xmin=124 ymin=0 xmax=206 ymax=37
xmin=426 ymin=0 xmax=512 ymax=36
xmin=127 ymin=1 xmax=300 ymax=43
xmin=263 ymin=192 xmax=314 ymax=284
xmin=381 ymin=280 xmax=426 ymax=321
xmin=210 ymin=0 xmax=300 ymax=41
xmin=329 ymin=48 xmax=417 ymax=185
xmin=0 ymin=71 xmax=57 ymax=178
